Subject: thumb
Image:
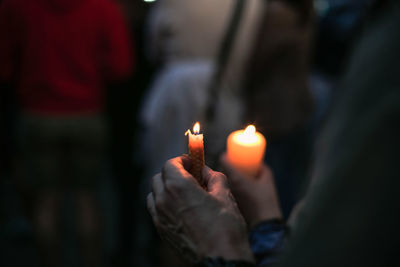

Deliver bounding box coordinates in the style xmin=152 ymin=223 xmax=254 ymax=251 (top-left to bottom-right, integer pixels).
xmin=202 ymin=165 xmax=229 ymax=194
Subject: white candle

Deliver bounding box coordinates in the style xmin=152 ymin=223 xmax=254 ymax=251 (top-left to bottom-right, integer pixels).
xmin=226 ymin=125 xmax=266 ymax=177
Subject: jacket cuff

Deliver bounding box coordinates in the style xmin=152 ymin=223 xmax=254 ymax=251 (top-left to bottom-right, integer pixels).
xmin=249 ymin=219 xmax=287 ymax=266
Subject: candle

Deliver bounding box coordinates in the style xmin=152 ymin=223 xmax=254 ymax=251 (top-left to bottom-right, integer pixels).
xmin=226 ymin=125 xmax=266 ymax=177
xmin=185 ymin=122 xmax=205 ymax=187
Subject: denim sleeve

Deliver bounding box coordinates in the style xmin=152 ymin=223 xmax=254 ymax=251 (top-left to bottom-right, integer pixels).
xmin=249 ymin=220 xmax=287 ymax=266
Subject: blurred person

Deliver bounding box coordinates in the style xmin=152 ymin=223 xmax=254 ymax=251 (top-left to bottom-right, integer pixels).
xmin=0 ymin=0 xmax=133 ymax=266
xmin=146 ymin=0 xmax=233 ymax=65
xmin=147 ymin=0 xmax=400 ymax=266
xmin=141 ymin=0 xmax=268 ymax=189
xmin=244 ymin=0 xmax=314 ymax=136
xmin=242 ymin=0 xmax=314 ymax=217
xmin=314 ymin=0 xmax=375 ymax=77
xmin=309 ymin=0 xmax=376 ymax=140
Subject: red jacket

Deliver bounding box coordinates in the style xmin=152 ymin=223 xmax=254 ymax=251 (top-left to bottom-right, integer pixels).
xmin=0 ymin=0 xmax=134 ymax=114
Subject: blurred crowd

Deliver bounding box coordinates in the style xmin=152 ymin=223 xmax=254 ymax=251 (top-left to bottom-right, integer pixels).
xmin=0 ymin=0 xmax=399 ymax=267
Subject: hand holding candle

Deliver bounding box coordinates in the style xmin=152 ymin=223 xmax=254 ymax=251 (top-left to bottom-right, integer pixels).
xmin=185 ymin=122 xmax=205 ymax=187
xmin=226 ymin=125 xmax=266 ymax=177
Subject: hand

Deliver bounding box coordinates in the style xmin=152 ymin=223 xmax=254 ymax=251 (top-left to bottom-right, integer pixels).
xmin=220 ymin=154 xmax=282 ymax=229
xmin=147 ymin=156 xmax=254 ymax=263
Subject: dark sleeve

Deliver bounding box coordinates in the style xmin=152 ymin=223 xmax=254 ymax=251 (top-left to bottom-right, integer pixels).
xmin=249 ymin=220 xmax=287 ymax=266
xmin=194 ymin=220 xmax=287 ymax=267
xmin=279 ymin=7 xmax=400 ymax=267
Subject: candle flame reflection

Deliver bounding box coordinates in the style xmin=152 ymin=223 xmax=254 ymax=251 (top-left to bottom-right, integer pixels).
xmin=193 ymin=122 xmax=200 ymax=134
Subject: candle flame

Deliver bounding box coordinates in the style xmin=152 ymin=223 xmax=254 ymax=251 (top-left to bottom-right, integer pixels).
xmin=243 ymin=125 xmax=256 ymax=137
xmin=193 ymin=122 xmax=200 ymax=134
xmin=235 ymin=125 xmax=258 ymax=145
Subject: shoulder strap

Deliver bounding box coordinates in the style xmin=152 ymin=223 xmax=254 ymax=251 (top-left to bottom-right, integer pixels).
xmin=205 ymin=0 xmax=247 ymax=123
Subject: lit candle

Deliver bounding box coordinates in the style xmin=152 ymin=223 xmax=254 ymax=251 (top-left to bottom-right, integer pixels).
xmin=185 ymin=122 xmax=205 ymax=187
xmin=226 ymin=125 xmax=266 ymax=177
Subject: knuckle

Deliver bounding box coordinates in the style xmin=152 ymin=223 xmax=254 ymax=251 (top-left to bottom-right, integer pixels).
xmin=161 ymin=165 xmax=167 ymax=177
xmin=165 ymin=178 xmax=184 ymax=193
xmin=155 ymin=197 xmax=165 ymax=211
xmin=218 ymin=171 xmax=228 ymax=181
xmin=151 ymin=174 xmax=159 ymax=184
xmin=146 ymin=193 xmax=152 ymax=203
xmin=162 ymin=159 xmax=174 ymax=176
xmin=214 ymin=171 xmax=228 ymax=184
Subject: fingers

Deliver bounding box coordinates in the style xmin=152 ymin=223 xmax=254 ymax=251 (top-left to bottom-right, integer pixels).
xmin=203 ymin=166 xmax=238 ymax=210
xmin=220 ymin=153 xmax=272 ymax=182
xmin=181 ymin=154 xmax=192 ymax=171
xmin=259 ymin=163 xmax=274 ymax=180
xmin=161 ymin=156 xmax=201 ymax=194
xmin=219 ymin=153 xmax=233 ymax=175
xmin=152 ymin=173 xmax=164 ymax=199
xmin=146 ymin=192 xmax=159 ymax=225
xmin=203 ymin=165 xmax=228 ymax=194
xmin=162 ymin=156 xmax=195 ymax=183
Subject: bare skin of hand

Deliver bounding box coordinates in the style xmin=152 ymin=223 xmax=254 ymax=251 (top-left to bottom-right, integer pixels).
xmin=147 ymin=156 xmax=254 ymax=263
xmin=220 ymin=154 xmax=283 ymax=229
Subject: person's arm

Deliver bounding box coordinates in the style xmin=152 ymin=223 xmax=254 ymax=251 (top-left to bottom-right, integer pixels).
xmin=220 ymin=155 xmax=283 ymax=229
xmin=220 ymin=155 xmax=287 ymax=266
xmin=280 ymin=8 xmax=400 ymax=267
